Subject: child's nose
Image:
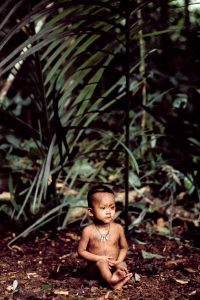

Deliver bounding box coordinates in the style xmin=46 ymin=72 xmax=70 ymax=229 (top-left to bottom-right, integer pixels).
xmin=106 ymin=208 xmax=111 ymax=214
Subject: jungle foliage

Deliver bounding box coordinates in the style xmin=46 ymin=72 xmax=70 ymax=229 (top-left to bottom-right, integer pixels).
xmin=0 ymin=0 xmax=200 ymax=242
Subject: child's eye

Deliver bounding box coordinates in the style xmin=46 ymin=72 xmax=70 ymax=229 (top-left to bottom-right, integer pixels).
xmin=100 ymin=207 xmax=106 ymax=209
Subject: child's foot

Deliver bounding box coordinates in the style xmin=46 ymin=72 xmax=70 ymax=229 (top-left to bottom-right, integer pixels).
xmin=111 ymin=272 xmax=133 ymax=290
xmin=110 ymin=268 xmax=127 ymax=284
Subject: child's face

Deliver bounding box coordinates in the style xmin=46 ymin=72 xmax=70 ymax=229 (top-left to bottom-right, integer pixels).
xmin=88 ymin=192 xmax=116 ymax=224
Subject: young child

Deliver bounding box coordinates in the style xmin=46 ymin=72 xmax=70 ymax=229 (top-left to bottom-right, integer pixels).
xmin=78 ymin=185 xmax=132 ymax=290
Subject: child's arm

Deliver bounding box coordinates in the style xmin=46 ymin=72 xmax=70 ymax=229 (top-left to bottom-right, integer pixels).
xmin=78 ymin=226 xmax=111 ymax=262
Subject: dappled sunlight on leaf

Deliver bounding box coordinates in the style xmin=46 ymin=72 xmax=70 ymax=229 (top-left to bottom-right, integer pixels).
xmin=0 ymin=192 xmax=13 ymax=200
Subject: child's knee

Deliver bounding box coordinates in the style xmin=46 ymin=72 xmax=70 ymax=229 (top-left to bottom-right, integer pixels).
xmin=116 ymin=261 xmax=127 ymax=270
xmin=96 ymin=259 xmax=108 ymax=268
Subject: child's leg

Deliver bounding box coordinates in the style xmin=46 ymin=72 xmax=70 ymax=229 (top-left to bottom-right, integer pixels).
xmin=96 ymin=259 xmax=132 ymax=290
xmin=115 ymin=261 xmax=128 ymax=273
xmin=96 ymin=259 xmax=113 ymax=283
xmin=110 ymin=261 xmax=132 ymax=290
xmin=111 ymin=272 xmax=133 ymax=290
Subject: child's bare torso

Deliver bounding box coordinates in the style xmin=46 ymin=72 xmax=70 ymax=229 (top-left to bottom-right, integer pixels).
xmin=87 ymin=222 xmax=120 ymax=259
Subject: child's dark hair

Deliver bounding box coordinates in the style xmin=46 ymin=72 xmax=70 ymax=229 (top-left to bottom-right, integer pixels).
xmin=87 ymin=185 xmax=114 ymax=207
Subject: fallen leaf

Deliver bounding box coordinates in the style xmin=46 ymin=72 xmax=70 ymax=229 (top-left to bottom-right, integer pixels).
xmin=54 ymin=289 xmax=69 ymax=295
xmin=156 ymin=226 xmax=171 ymax=235
xmin=175 ymin=278 xmax=189 ymax=284
xmin=134 ymin=273 xmax=141 ymax=282
xmin=9 ymin=245 xmax=24 ymax=253
xmin=91 ymin=286 xmax=98 ymax=292
xmin=105 ymin=291 xmax=111 ymax=299
xmin=12 ymin=280 xmax=18 ymax=291
xmin=133 ymin=239 xmax=147 ymax=245
xmin=8 ymin=272 xmax=17 ymax=276
xmin=66 ymin=232 xmax=80 ymax=241
xmin=184 ymin=267 xmax=197 ymax=273
xmin=6 ymin=285 xmax=13 ymax=292
xmin=188 ymin=290 xmax=196 ymax=296
xmin=59 ymin=254 xmax=70 ymax=259
xmin=41 ymin=283 xmax=52 ymax=290
xmin=165 ymin=258 xmax=186 ymax=266
xmin=141 ymin=250 xmax=164 ymax=259
xmin=27 ymin=272 xmax=39 ymax=278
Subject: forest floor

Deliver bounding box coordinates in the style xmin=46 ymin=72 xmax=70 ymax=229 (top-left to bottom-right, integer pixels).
xmin=0 ymin=220 xmax=200 ymax=300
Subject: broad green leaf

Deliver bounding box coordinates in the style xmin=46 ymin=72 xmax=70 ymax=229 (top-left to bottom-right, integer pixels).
xmin=129 ymin=171 xmax=141 ymax=188
xmin=6 ymin=135 xmax=20 ymax=147
xmin=156 ymin=226 xmax=171 ymax=235
xmin=141 ymin=250 xmax=165 ymax=260
xmin=183 ymin=176 xmax=193 ymax=190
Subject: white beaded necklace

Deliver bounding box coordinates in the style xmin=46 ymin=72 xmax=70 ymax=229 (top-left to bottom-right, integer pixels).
xmin=95 ymin=223 xmax=110 ymax=242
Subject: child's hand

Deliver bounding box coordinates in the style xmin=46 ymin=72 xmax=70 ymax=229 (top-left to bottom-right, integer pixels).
xmin=99 ymin=256 xmax=115 ymax=268
xmin=99 ymin=255 xmax=112 ymax=262
xmin=107 ymin=257 xmax=117 ymax=268
xmin=107 ymin=259 xmax=128 ymax=273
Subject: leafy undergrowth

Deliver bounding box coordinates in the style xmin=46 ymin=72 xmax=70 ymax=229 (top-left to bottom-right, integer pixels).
xmin=0 ymin=221 xmax=200 ymax=300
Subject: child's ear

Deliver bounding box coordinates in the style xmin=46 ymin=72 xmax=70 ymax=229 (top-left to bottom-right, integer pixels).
xmin=88 ymin=207 xmax=94 ymax=217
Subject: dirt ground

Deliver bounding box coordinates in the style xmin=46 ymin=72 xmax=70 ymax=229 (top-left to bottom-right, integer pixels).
xmin=0 ymin=223 xmax=200 ymax=300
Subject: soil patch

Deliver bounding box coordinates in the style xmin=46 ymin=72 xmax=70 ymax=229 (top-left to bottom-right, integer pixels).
xmin=0 ymin=226 xmax=200 ymax=300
